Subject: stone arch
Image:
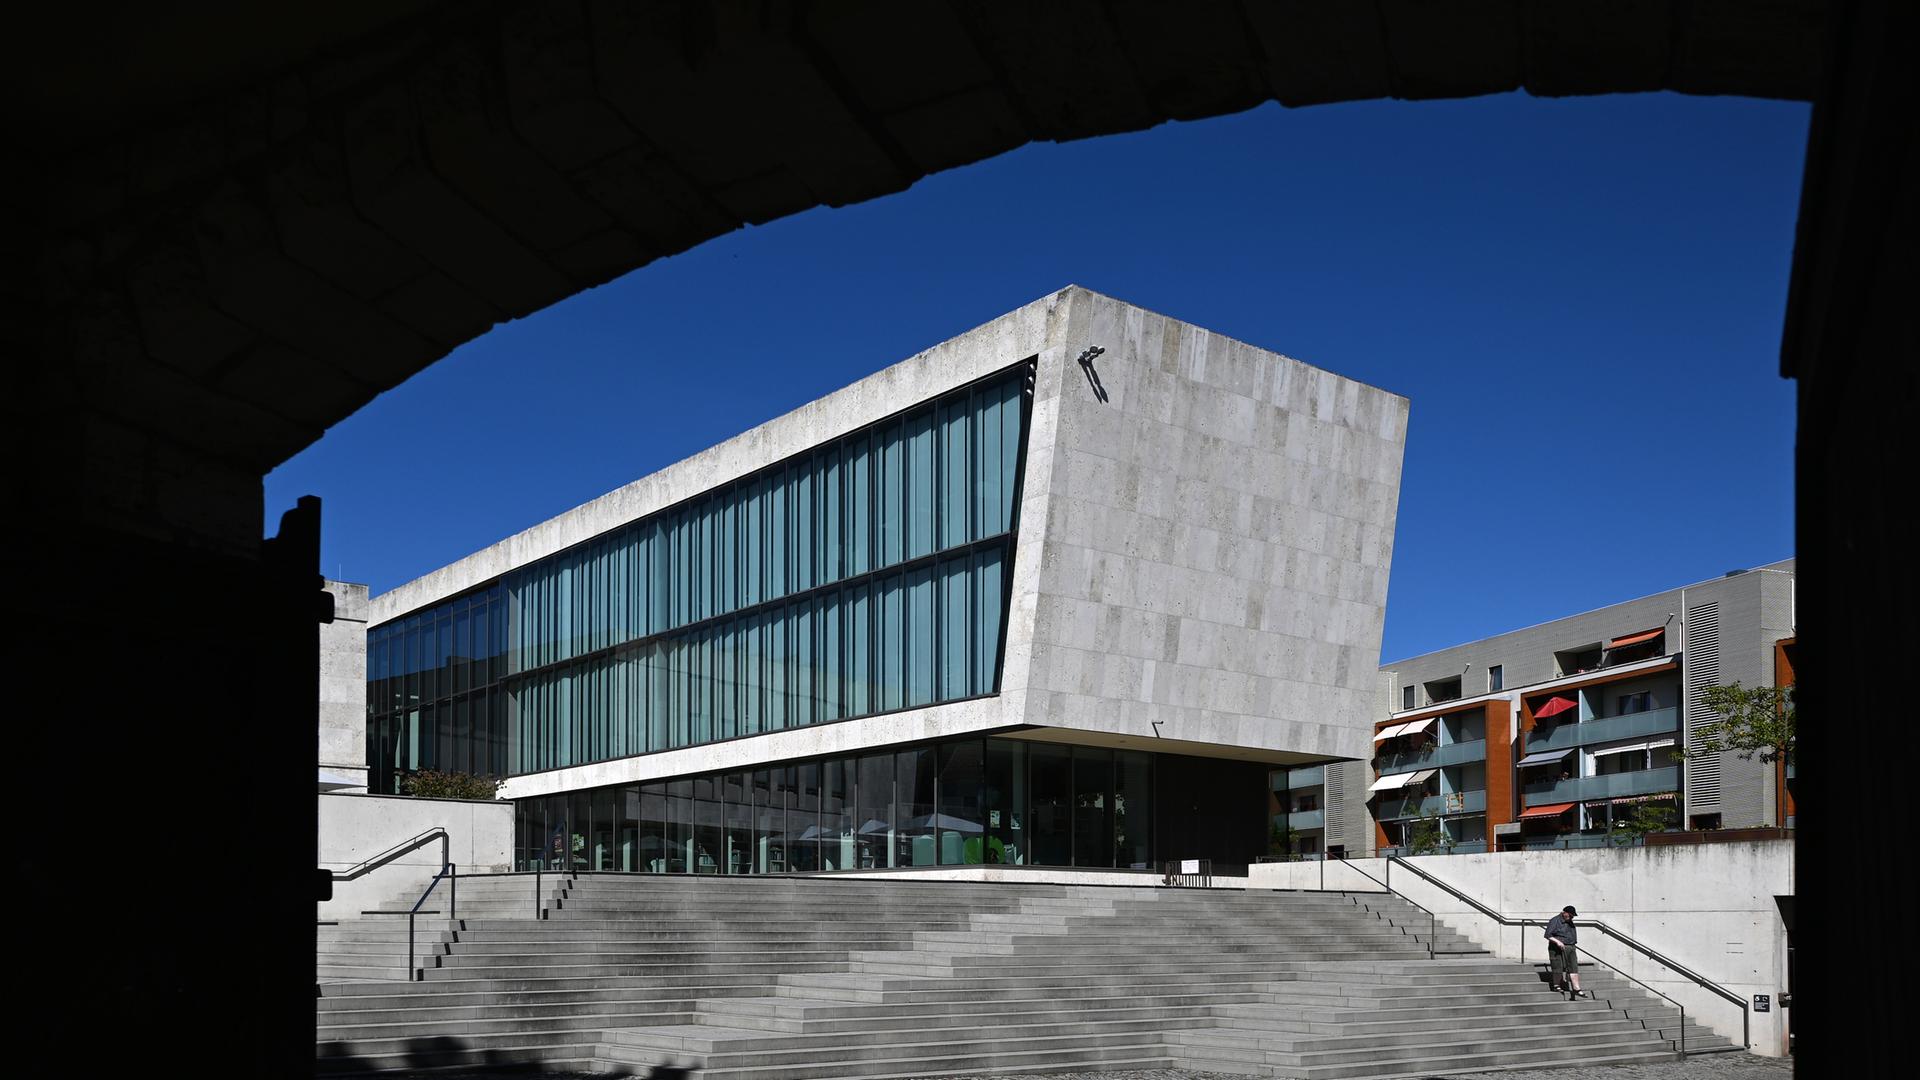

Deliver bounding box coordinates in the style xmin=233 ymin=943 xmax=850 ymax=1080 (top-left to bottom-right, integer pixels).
xmin=23 ymin=1 xmax=1825 ymax=548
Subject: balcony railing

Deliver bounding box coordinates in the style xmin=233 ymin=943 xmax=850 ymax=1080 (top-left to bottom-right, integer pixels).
xmin=1516 ymin=833 xmax=1624 ymax=851
xmin=1286 ymin=765 xmax=1325 ymax=789
xmin=1376 ymin=738 xmax=1487 ymax=775
xmin=1280 ymin=809 xmax=1324 ymax=831
xmin=1525 ymin=707 xmax=1679 ymax=753
xmin=1271 ymin=765 xmax=1326 ymax=792
xmin=1378 ymin=788 xmax=1487 ymax=821
xmin=1376 ymin=840 xmax=1489 ymax=857
xmin=1522 ymin=766 xmax=1681 ymax=806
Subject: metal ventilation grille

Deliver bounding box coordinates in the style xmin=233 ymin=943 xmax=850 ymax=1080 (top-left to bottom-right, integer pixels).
xmin=1684 ymin=602 xmax=1723 ymax=810
xmin=1324 ymin=761 xmax=1349 ymax=838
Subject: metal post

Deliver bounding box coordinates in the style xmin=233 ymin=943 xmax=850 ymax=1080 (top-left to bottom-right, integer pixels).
xmin=1682 ymin=1003 xmax=1688 ymax=1055
xmin=450 ymin=863 xmax=457 ymax=921
xmin=407 ymin=911 xmax=416 ymax=981
xmin=535 ymin=866 xmax=542 ymax=919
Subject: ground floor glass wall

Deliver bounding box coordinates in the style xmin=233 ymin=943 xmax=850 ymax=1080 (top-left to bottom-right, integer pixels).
xmin=513 ymin=736 xmax=1183 ymax=873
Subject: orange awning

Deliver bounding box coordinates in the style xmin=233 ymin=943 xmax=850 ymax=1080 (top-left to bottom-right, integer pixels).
xmin=1609 ymin=628 xmax=1663 ymax=650
xmin=1533 ymin=695 xmax=1576 ymax=720
xmin=1519 ymin=802 xmax=1577 ymax=819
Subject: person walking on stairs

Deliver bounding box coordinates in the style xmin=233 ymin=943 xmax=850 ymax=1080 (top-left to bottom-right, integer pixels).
xmin=1545 ymin=905 xmax=1591 ymax=1000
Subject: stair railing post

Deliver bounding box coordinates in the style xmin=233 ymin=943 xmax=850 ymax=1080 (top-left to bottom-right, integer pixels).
xmin=535 ymin=865 xmax=542 ymax=919
xmin=407 ymin=910 xmax=416 ymax=982
xmin=450 ymin=863 xmax=457 ymax=922
xmin=1682 ymin=1002 xmax=1688 ymax=1055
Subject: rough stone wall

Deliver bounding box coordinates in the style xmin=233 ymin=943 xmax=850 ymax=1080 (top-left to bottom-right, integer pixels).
xmin=320 ymin=579 xmax=371 ymax=789
xmin=1022 ymin=290 xmax=1408 ymax=764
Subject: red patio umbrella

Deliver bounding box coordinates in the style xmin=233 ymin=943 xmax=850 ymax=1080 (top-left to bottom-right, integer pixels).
xmin=1533 ymin=695 xmax=1576 ymax=720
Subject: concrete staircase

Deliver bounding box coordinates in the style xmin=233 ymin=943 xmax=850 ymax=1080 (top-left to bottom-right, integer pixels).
xmin=315 ymin=874 xmax=1726 ymax=1077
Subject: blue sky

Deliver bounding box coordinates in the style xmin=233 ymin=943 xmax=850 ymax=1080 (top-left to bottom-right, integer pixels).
xmin=267 ymin=91 xmax=1808 ymax=662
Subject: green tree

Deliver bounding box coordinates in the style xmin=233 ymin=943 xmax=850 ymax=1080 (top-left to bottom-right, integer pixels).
xmin=1268 ymin=818 xmax=1292 ymax=858
xmin=1405 ymin=806 xmax=1451 ymax=856
xmin=1678 ymin=682 xmax=1796 ymax=765
xmin=1608 ymin=801 xmax=1677 ymax=847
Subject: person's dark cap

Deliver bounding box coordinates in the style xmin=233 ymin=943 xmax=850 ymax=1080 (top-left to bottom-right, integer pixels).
xmin=1563 ymin=906 xmax=1577 ymax=915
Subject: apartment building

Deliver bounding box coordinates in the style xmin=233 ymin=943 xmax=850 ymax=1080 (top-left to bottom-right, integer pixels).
xmin=1342 ymin=560 xmax=1794 ymax=855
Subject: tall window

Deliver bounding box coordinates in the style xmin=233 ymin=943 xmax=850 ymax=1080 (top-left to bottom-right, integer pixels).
xmin=1402 ymin=685 xmax=1415 ymax=710
xmin=1487 ymin=665 xmax=1504 ymax=692
xmin=368 ymin=363 xmax=1031 ymax=790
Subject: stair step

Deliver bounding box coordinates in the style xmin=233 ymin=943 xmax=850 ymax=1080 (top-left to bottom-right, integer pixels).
xmin=316 ymin=877 xmax=1738 ymax=1078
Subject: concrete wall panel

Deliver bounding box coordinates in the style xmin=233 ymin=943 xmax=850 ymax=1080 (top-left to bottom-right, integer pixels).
xmin=319 ymin=791 xmax=514 ymax=920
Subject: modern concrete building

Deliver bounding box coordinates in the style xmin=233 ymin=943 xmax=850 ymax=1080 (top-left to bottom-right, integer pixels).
xmin=1327 ymin=560 xmax=1796 ymax=855
xmin=361 ymin=286 xmax=1408 ymax=873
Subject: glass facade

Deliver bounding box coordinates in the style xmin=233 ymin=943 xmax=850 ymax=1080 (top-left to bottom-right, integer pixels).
xmin=368 ymin=364 xmax=1030 ymax=792
xmin=513 ymin=736 xmax=1166 ymax=873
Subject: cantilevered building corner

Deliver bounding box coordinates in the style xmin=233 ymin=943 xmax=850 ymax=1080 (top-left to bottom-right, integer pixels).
xmin=365 ymin=286 xmax=1407 ymax=872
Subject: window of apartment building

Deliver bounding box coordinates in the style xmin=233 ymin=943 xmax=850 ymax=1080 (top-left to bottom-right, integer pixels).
xmin=1616 ymin=691 xmax=1652 ymax=716
xmin=1423 ymin=675 xmax=1461 ymax=704
xmin=1295 ymin=793 xmax=1318 ymax=813
xmin=1298 ymin=835 xmax=1321 ymax=855
xmin=1605 ymin=628 xmax=1665 ymax=665
xmin=1402 ymin=685 xmax=1415 ymax=710
xmin=1594 ymin=740 xmax=1678 ymax=776
xmin=1554 ymin=644 xmax=1603 ymax=676
xmin=1488 ymin=665 xmax=1503 ymax=692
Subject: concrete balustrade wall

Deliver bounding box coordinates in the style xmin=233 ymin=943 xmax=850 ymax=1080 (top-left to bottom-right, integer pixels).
xmin=318 ymin=792 xmax=514 ymax=921
xmin=1248 ymin=841 xmax=1792 ymax=1055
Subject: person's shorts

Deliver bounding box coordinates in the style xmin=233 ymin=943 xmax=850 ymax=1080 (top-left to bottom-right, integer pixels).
xmin=1549 ymin=944 xmax=1580 ymax=975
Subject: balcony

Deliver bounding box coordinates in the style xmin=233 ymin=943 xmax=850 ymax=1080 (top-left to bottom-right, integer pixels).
xmin=1522 ymin=765 xmax=1681 ymax=806
xmin=1376 ymin=738 xmax=1487 ymax=776
xmin=1525 ymin=707 xmax=1679 ymax=753
xmin=1378 ymin=841 xmax=1488 ymax=856
xmin=1280 ymin=809 xmax=1325 ymax=831
xmin=1378 ymin=788 xmax=1487 ymax=821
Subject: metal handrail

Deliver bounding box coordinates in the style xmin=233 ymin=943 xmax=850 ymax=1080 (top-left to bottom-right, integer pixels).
xmin=425 ymin=866 xmax=562 ymax=919
xmin=330 ymin=827 xmax=450 ymax=882
xmin=1519 ymin=915 xmax=1692 ymax=1054
xmin=330 ymin=828 xmax=458 ymax=981
xmin=1384 ymin=855 xmax=1748 ymax=1051
xmin=1330 ymin=859 xmax=1434 ymax=960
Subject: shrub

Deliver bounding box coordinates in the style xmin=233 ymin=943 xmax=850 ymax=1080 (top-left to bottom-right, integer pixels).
xmin=400 ymin=770 xmax=504 ymax=800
